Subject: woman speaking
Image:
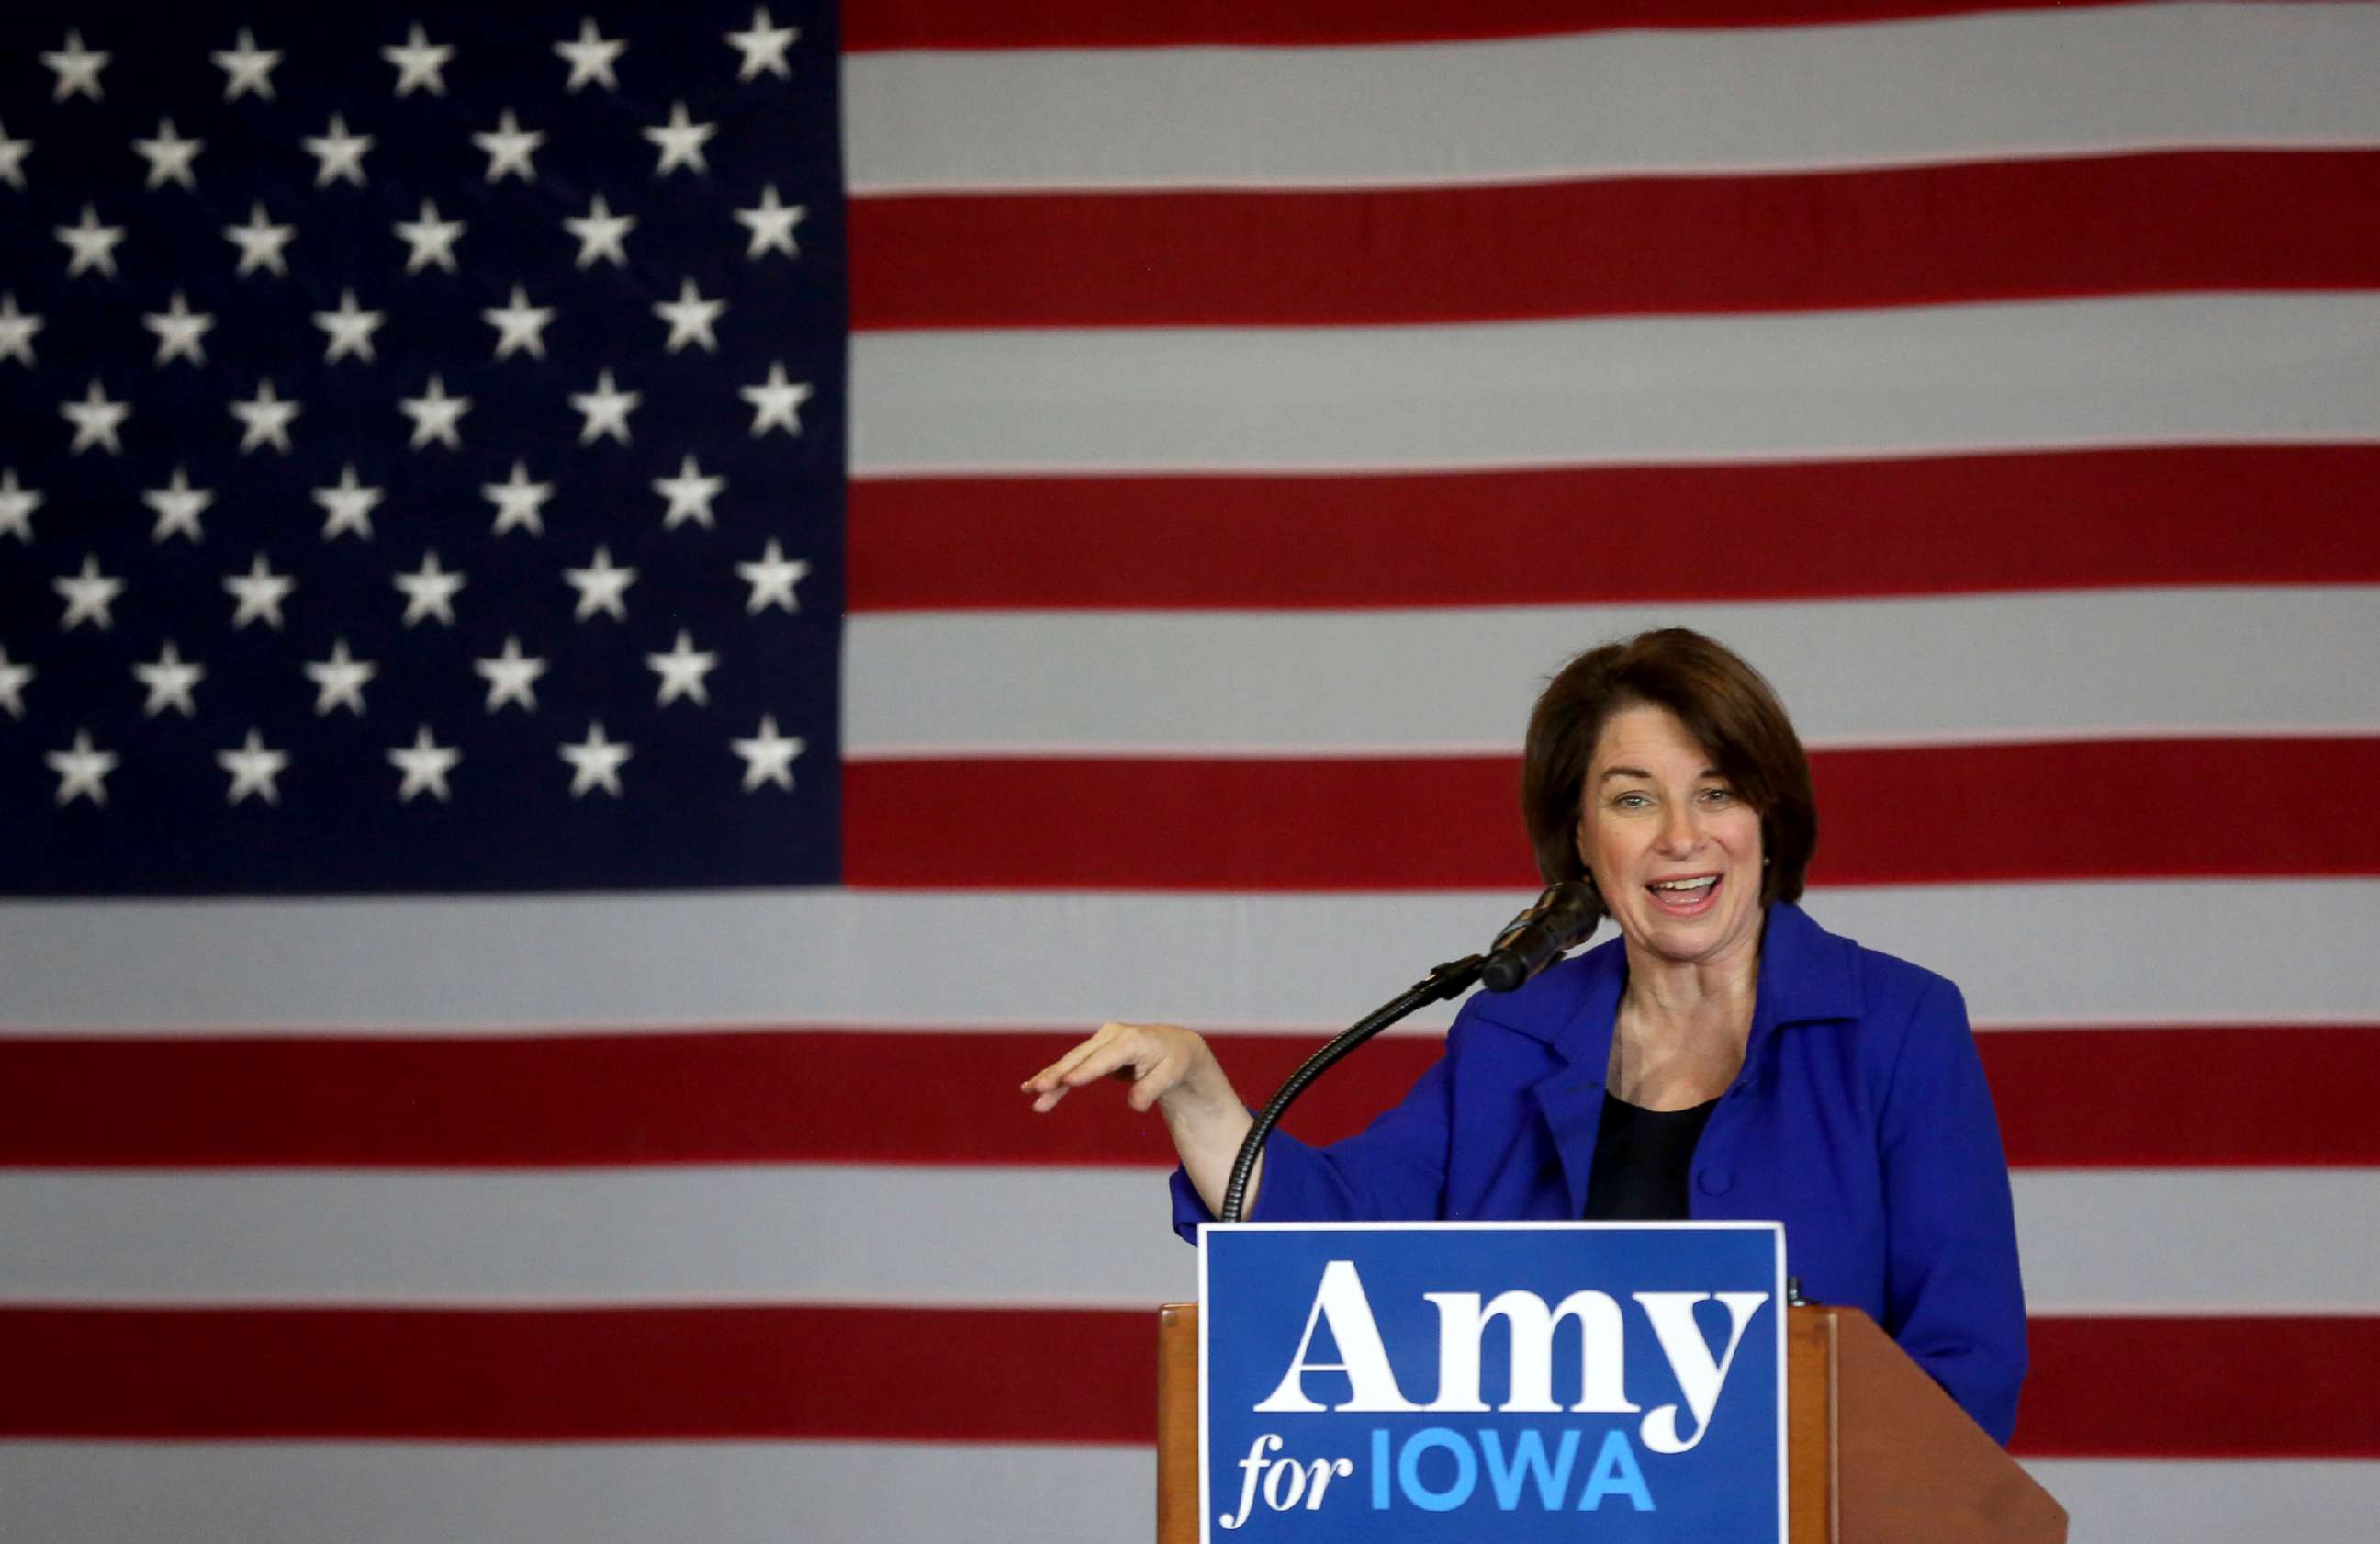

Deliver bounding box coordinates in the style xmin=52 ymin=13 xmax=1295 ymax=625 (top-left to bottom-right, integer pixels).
xmin=1020 ymin=627 xmax=2028 ymax=1445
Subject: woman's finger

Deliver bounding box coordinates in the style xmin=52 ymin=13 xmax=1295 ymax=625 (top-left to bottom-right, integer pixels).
xmin=1023 ymin=1025 xmax=1155 ymax=1110
xmin=1021 ymin=1023 xmax=1125 ymax=1093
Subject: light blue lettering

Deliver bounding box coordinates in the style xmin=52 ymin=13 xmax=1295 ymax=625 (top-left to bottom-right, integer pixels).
xmin=1478 ymin=1428 xmax=1580 ymax=1511
xmin=1578 ymin=1429 xmax=1656 ymax=1512
xmin=1370 ymin=1429 xmax=1389 ymax=1510
xmin=1395 ymin=1426 xmax=1477 ymax=1513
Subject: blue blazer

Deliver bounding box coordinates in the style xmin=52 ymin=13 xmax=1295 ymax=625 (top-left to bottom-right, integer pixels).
xmin=1172 ymin=899 xmax=2028 ymax=1446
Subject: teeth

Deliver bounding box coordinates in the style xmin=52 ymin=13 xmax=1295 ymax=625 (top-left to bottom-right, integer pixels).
xmin=1652 ymin=876 xmax=1717 ymax=892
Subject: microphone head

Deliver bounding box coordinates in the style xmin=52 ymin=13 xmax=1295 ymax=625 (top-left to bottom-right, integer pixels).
xmin=1480 ymin=881 xmax=1603 ymax=992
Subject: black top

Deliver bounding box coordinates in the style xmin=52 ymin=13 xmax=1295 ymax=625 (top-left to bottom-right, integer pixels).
xmin=1581 ymin=1090 xmax=1720 ymax=1221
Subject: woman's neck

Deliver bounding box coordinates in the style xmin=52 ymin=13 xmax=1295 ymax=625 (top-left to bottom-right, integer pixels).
xmin=1618 ymin=930 xmax=1761 ymax=1029
xmin=1609 ymin=930 xmax=1762 ymax=1109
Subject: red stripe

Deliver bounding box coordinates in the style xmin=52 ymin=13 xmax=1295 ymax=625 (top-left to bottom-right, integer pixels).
xmin=2016 ymin=1316 xmax=2380 ymax=1459
xmin=848 ymin=446 xmax=2380 ymax=611
xmin=0 ymin=1304 xmax=2368 ymax=1455
xmin=844 ymin=0 xmax=2155 ymax=51
xmin=0 ymin=1304 xmax=1149 ymax=1442
xmin=4 ymin=1025 xmax=2370 ymax=1169
xmin=842 ymin=739 xmax=2380 ymax=890
xmin=851 ymin=152 xmax=2380 ymax=329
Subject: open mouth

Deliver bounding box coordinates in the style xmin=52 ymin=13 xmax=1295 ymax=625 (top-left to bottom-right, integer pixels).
xmin=1645 ymin=873 xmax=1723 ymax=917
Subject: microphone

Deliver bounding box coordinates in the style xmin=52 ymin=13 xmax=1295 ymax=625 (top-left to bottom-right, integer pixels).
xmin=1216 ymin=886 xmax=1598 ymax=1221
xmin=1478 ymin=881 xmax=1602 ymax=993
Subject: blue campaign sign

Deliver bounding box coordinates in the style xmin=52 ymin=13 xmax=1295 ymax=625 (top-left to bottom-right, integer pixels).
xmin=1198 ymin=1223 xmax=1786 ymax=1544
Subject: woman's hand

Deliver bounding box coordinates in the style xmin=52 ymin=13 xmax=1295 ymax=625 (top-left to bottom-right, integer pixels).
xmin=1020 ymin=1021 xmax=1260 ymax=1215
xmin=1020 ymin=1020 xmax=1229 ymax=1116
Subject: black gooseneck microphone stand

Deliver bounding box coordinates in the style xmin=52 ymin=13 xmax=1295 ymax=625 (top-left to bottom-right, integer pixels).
xmin=1212 ymin=881 xmax=1601 ymax=1225
xmin=1214 ymin=953 xmax=1484 ymax=1225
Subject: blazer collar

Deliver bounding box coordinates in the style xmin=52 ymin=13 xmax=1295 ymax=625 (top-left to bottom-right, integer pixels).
xmin=1483 ymin=899 xmax=1862 ymax=1067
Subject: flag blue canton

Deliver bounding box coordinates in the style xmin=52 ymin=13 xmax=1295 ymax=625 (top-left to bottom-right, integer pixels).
xmin=0 ymin=0 xmax=846 ymax=895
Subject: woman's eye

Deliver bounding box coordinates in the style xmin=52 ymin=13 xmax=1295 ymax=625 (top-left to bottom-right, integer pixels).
xmin=1701 ymin=787 xmax=1735 ymax=804
xmin=1613 ymin=792 xmax=1650 ymax=809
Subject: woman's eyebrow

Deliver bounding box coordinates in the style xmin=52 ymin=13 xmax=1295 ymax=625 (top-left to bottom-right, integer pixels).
xmin=1595 ymin=764 xmax=1724 ymax=782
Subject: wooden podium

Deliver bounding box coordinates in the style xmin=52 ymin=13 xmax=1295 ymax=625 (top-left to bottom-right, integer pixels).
xmin=1155 ymin=1302 xmax=2066 ymax=1544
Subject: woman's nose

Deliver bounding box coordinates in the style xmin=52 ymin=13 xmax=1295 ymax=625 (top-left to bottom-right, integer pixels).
xmin=1657 ymin=804 xmax=1701 ymax=853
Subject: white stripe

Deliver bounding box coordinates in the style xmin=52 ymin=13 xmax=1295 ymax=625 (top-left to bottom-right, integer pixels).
xmin=846 ymin=588 xmax=2380 ymax=752
xmin=4 ymin=1166 xmax=2373 ymax=1313
xmin=845 ymin=5 xmax=2380 ymax=191
xmin=0 ymin=881 xmax=2372 ymax=1032
xmin=2023 ymin=1460 xmax=2380 ymax=1544
xmin=0 ymin=1445 xmax=2370 ymax=1544
xmin=849 ymin=296 xmax=2380 ymax=474
xmin=0 ymin=1442 xmax=1152 ymax=1544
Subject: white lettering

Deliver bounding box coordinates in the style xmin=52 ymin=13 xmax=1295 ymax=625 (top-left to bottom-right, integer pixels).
xmin=1254 ymin=1260 xmax=1420 ymax=1413
xmin=1218 ymin=1434 xmax=1280 ymax=1530
xmin=1630 ymin=1290 xmax=1769 ymax=1453
xmin=1420 ymin=1289 xmax=1640 ymax=1414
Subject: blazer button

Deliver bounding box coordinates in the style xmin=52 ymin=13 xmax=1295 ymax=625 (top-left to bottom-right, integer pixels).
xmin=1696 ymin=1167 xmax=1732 ymax=1196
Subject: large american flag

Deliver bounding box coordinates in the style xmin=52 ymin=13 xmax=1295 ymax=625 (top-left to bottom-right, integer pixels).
xmin=2 ymin=3 xmax=2375 ymax=1542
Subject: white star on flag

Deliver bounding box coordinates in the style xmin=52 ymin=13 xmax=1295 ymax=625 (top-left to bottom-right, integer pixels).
xmin=1 ymin=470 xmax=46 ymax=541
xmin=0 ymin=123 xmax=30 ymax=190
xmin=132 ymin=118 xmax=204 ymax=190
xmin=223 ymin=554 xmax=296 ymax=630
xmin=302 ymin=113 xmax=374 ymax=188
xmin=43 ymin=30 xmax=110 ymax=104
xmin=56 ymin=205 xmax=126 ymax=279
xmin=646 ymin=630 xmax=719 ymax=706
xmin=655 ymin=277 xmax=726 ymax=353
xmin=395 ymin=199 xmax=466 ymax=274
xmin=483 ymin=285 xmax=556 ymax=360
xmin=565 ymin=193 xmax=635 ymax=268
xmin=644 ymin=102 xmax=716 ymax=177
xmin=559 ymin=722 xmax=633 ymax=798
xmin=134 ymin=642 xmax=206 ymax=718
xmin=735 ymin=185 xmax=804 ymax=260
xmin=0 ymin=293 xmax=41 ymax=365
xmin=564 ymin=546 xmax=637 ymax=621
xmin=394 ymin=551 xmax=466 ymax=627
xmin=306 ymin=639 xmax=377 ymax=716
xmin=474 ymin=637 xmax=549 ymax=713
xmin=570 ymin=369 xmax=640 ymax=445
xmin=143 ymin=468 xmax=213 ymax=544
xmin=218 ymin=729 xmax=290 ymax=806
xmin=474 ymin=109 xmax=544 ymax=183
xmin=741 ymin=362 xmax=810 ymax=436
xmin=312 ymin=465 xmax=384 ymax=541
xmin=730 ymin=714 xmax=803 ymax=792
xmin=230 ymin=378 xmax=300 ymax=454
xmin=47 ymin=729 xmax=118 ymax=807
xmin=224 ymin=203 xmax=297 ymax=278
xmin=654 ymin=454 xmax=726 ymax=529
xmin=62 ymin=381 xmax=131 ymax=456
xmin=313 ymin=288 xmax=386 ymax=364
xmin=54 ymin=555 xmax=124 ymax=630
xmin=482 ymin=461 xmax=555 ymax=535
xmin=388 ymin=726 xmax=461 ymax=803
xmin=725 ymin=6 xmax=799 ymax=81
xmin=142 ymin=291 xmax=215 ymax=367
xmin=737 ymin=539 xmax=810 ymax=614
xmin=210 ymin=28 xmax=280 ymax=102
xmin=399 ymin=375 xmax=471 ymax=449
xmin=555 ymin=19 xmax=627 ymax=93
xmin=0 ymin=647 xmax=33 ymax=718
xmin=382 ymin=25 xmax=453 ymax=97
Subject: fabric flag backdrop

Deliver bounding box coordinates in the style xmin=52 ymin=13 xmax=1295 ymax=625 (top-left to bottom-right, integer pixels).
xmin=1 ymin=1 xmax=2376 ymax=1541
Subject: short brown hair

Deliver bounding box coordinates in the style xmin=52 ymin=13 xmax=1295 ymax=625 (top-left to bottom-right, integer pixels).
xmin=1520 ymin=627 xmax=1816 ymax=905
